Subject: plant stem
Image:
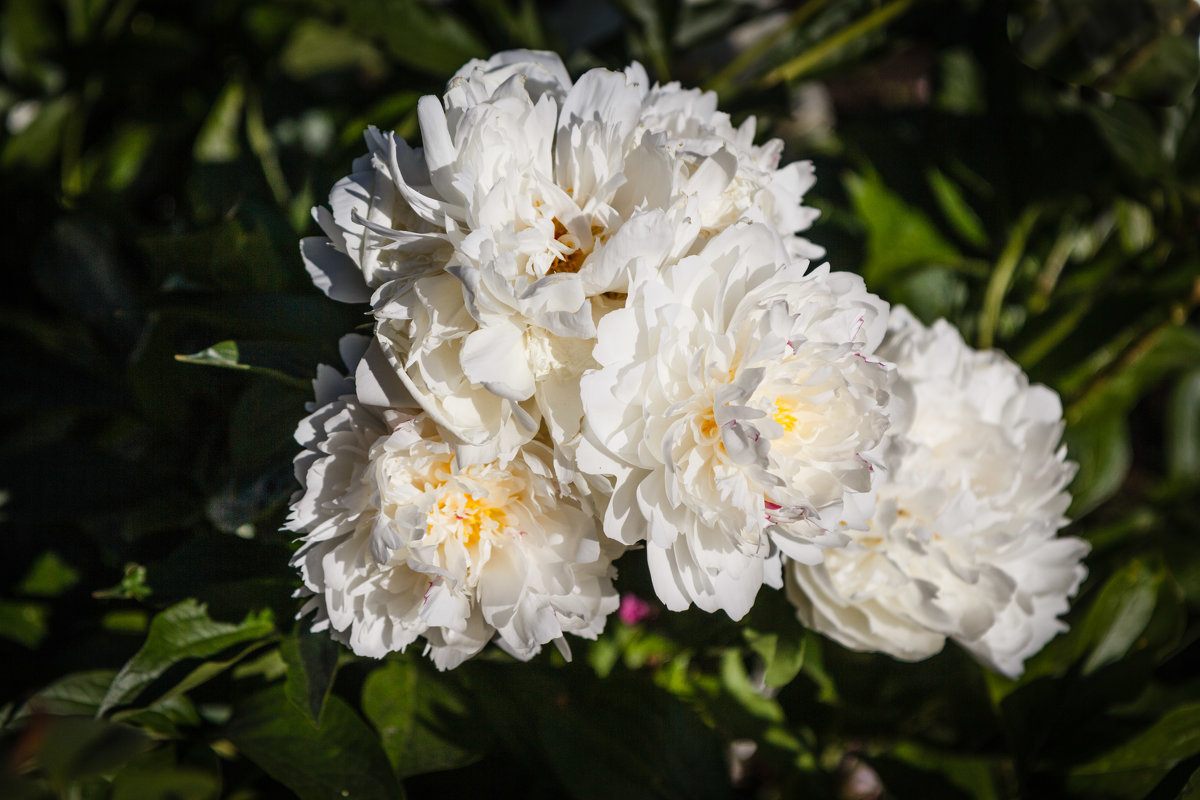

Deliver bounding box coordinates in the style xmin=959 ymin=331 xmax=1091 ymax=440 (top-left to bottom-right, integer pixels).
xmin=978 ymin=206 xmax=1039 ymax=350
xmin=762 ymin=0 xmax=912 ymax=86
xmin=704 ymin=0 xmax=830 ymax=97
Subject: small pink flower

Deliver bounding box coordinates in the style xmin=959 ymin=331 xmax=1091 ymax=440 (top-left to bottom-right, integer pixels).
xmin=618 ymin=593 xmax=655 ymax=626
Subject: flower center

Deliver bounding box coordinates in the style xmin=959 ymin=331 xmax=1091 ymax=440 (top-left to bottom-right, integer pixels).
xmin=547 ymin=217 xmax=605 ymax=275
xmin=428 ymin=492 xmax=507 ymax=548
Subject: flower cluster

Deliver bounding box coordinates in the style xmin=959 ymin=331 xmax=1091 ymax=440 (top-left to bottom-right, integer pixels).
xmin=288 ymin=50 xmax=1087 ymax=675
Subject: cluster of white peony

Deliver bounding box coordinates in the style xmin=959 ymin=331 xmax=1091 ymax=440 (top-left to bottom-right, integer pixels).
xmin=288 ymin=50 xmax=1087 ymax=675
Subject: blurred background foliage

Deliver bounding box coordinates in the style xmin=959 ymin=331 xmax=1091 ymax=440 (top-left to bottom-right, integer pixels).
xmin=1 ymin=0 xmax=1199 ymax=797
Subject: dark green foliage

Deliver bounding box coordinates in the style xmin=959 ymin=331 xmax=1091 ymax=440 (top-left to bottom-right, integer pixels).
xmin=2 ymin=1 xmax=1198 ymax=798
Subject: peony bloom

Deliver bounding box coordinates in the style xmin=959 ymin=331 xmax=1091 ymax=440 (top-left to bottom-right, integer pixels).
xmin=288 ymin=336 xmax=618 ymax=669
xmin=786 ymin=307 xmax=1088 ymax=677
xmin=299 ymin=49 xmax=822 ymax=469
xmin=578 ymin=224 xmax=896 ymax=619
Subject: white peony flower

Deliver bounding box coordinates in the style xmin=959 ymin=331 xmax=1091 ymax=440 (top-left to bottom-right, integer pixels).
xmin=577 ymin=223 xmax=896 ymax=619
xmin=300 ymin=49 xmax=822 ymax=468
xmin=786 ymin=307 xmax=1088 ymax=677
xmin=288 ymin=336 xmax=618 ymax=669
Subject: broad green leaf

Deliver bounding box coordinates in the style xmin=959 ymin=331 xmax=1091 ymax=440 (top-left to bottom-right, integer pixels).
xmin=1070 ymin=704 xmax=1200 ymax=798
xmin=1065 ymin=412 xmax=1131 ymax=517
xmin=342 ymin=0 xmax=487 ymax=76
xmin=282 ymin=627 xmax=341 ymax=726
xmin=174 ymin=340 xmax=310 ymax=389
xmin=280 ymin=20 xmax=385 ymax=80
xmin=15 ymin=671 xmax=116 ymax=721
xmin=361 ymin=658 xmax=485 ymax=778
xmin=887 ymin=266 xmax=969 ymax=324
xmin=1077 ymin=559 xmax=1161 ymax=675
xmin=227 ymin=686 xmax=402 ymax=800
xmin=28 ymin=716 xmax=151 ymax=782
xmin=113 ymin=639 xmax=274 ymax=722
xmin=845 ymin=169 xmax=962 ymax=285
xmin=533 ymin=673 xmax=734 ymax=800
xmin=116 ymin=694 xmax=202 ymax=739
xmin=110 ymin=753 xmax=218 ymax=800
xmin=98 ymin=600 xmax=274 ymax=716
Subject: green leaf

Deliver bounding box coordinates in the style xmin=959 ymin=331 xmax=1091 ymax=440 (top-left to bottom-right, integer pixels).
xmin=1065 ymin=412 xmax=1131 ymax=517
xmin=845 ymin=169 xmax=962 ymax=286
xmin=927 ymin=168 xmax=988 ymax=248
xmin=1114 ymin=197 xmax=1154 ymax=254
xmin=1167 ymin=369 xmax=1200 ymax=488
xmin=110 ymin=749 xmax=219 ymax=800
xmin=1077 ymin=559 xmax=1161 ymax=675
xmin=743 ymin=628 xmax=806 ymax=688
xmin=116 ymin=694 xmax=203 ymax=739
xmin=28 ymin=716 xmax=151 ymax=782
xmin=174 ymin=340 xmax=310 ymax=389
xmin=194 ymin=81 xmax=244 ymax=163
xmin=1087 ymin=99 xmax=1165 ymax=179
xmin=280 ymin=20 xmax=385 ymax=80
xmin=17 ymin=551 xmax=79 ymax=597
xmin=534 ymin=673 xmax=733 ymax=800
xmin=1070 ymin=704 xmax=1200 ymax=798
xmin=0 ymin=599 xmax=48 ymax=648
xmin=228 ymin=378 xmax=309 ymax=483
xmin=98 ymin=600 xmax=274 ymax=716
xmin=15 ymin=671 xmax=116 ymax=721
xmin=0 ymin=94 xmax=75 ymax=170
xmin=1179 ymin=765 xmax=1200 ymax=800
xmin=342 ymin=0 xmax=487 ymax=77
xmin=101 ymin=609 xmax=149 ymax=634
xmin=720 ymin=648 xmax=785 ymax=722
xmin=1070 ymin=325 xmax=1200 ymax=424
xmin=227 ymin=685 xmax=402 ymax=800
xmin=282 ymin=627 xmax=341 ymax=726
xmin=361 ymin=658 xmax=486 ymax=778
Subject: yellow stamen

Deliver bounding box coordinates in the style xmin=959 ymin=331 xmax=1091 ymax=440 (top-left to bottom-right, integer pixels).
xmin=429 ymin=494 xmax=506 ymax=548
xmin=773 ymin=398 xmax=799 ymax=432
xmin=546 ymin=219 xmax=605 ymax=275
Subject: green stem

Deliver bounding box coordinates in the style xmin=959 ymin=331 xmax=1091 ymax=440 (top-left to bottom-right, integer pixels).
xmin=245 ymin=88 xmax=291 ymax=208
xmin=763 ymin=0 xmax=913 ymax=86
xmin=704 ymin=0 xmax=829 ymax=97
xmin=1065 ymin=277 xmax=1200 ymax=423
xmin=978 ymin=206 xmax=1039 ymax=350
